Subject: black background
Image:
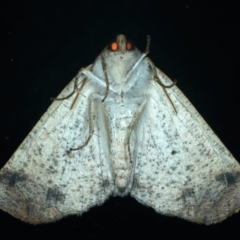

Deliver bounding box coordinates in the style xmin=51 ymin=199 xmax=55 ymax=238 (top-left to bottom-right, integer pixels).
xmin=1 ymin=0 xmax=240 ymax=239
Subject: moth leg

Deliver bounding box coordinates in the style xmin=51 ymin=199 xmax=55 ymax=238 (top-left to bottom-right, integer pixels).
xmin=70 ymin=94 xmax=96 ymax=151
xmin=160 ymin=84 xmax=177 ymax=113
xmin=101 ymin=52 xmax=109 ymax=102
xmin=148 ymin=59 xmax=177 ymax=88
xmin=51 ymin=68 xmax=87 ymax=104
xmin=126 ymin=96 xmax=149 ymax=164
xmin=69 ymin=77 xmax=88 ymax=109
xmin=147 ymin=59 xmax=177 ymax=113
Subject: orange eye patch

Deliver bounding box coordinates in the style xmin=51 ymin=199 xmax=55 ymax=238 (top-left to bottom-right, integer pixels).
xmin=126 ymin=42 xmax=132 ymax=50
xmin=110 ymin=42 xmax=118 ymax=51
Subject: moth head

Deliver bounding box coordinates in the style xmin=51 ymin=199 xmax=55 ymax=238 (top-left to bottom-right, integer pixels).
xmin=108 ymin=34 xmax=135 ymax=54
xmin=91 ymin=34 xmax=145 ymax=94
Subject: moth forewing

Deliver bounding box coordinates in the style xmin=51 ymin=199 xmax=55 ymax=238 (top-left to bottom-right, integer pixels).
xmin=157 ymin=66 xmax=239 ymax=166
xmin=0 ymin=64 xmax=114 ymax=224
xmin=131 ymin=66 xmax=240 ymax=224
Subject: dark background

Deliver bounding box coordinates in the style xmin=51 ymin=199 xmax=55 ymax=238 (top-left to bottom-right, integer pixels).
xmin=1 ymin=0 xmax=240 ymax=239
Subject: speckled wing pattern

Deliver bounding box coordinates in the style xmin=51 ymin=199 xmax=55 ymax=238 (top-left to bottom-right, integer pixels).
xmin=0 ymin=65 xmax=114 ymax=224
xmin=1 ymin=34 xmax=240 ymax=225
xmin=131 ymin=67 xmax=240 ymax=224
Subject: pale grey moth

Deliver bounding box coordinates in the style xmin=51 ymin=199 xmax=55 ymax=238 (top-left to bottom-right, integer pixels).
xmin=0 ymin=34 xmax=240 ymax=224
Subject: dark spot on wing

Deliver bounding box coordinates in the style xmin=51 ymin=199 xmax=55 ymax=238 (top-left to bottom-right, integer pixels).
xmin=46 ymin=187 xmax=65 ymax=204
xmin=132 ymin=178 xmax=140 ymax=190
xmin=185 ymin=165 xmax=194 ymax=171
xmin=215 ymin=172 xmax=236 ymax=185
xmin=25 ymin=204 xmax=37 ymax=217
xmin=202 ymin=189 xmax=213 ymax=201
xmin=170 ymin=166 xmax=177 ymax=171
xmin=0 ymin=171 xmax=28 ymax=187
xmin=183 ymin=188 xmax=194 ymax=197
xmin=102 ymin=179 xmax=110 ymax=188
xmin=117 ymin=186 xmax=127 ymax=193
xmin=171 ymin=150 xmax=177 ymax=155
xmin=178 ymin=188 xmax=195 ymax=204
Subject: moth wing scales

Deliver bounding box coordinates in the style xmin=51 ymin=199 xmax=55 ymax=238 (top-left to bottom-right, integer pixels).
xmin=156 ymin=67 xmax=238 ymax=167
xmin=0 ymin=65 xmax=114 ymax=224
xmin=131 ymin=67 xmax=240 ymax=224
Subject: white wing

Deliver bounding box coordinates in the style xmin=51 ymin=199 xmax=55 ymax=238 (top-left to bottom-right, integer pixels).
xmin=131 ymin=67 xmax=240 ymax=224
xmin=0 ymin=65 xmax=114 ymax=224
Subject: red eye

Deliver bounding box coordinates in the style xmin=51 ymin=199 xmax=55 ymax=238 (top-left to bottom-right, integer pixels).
xmin=126 ymin=42 xmax=133 ymax=50
xmin=110 ymin=42 xmax=118 ymax=51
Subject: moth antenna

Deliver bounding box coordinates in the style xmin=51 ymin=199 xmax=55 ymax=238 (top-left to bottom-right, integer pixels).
xmin=101 ymin=53 xmax=110 ymax=102
xmin=145 ymin=35 xmax=151 ymax=53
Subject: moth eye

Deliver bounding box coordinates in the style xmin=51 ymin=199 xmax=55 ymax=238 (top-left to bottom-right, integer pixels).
xmin=126 ymin=42 xmax=134 ymax=51
xmin=110 ymin=42 xmax=118 ymax=51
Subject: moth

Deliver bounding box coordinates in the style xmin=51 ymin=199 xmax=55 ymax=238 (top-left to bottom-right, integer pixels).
xmin=0 ymin=34 xmax=240 ymax=225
